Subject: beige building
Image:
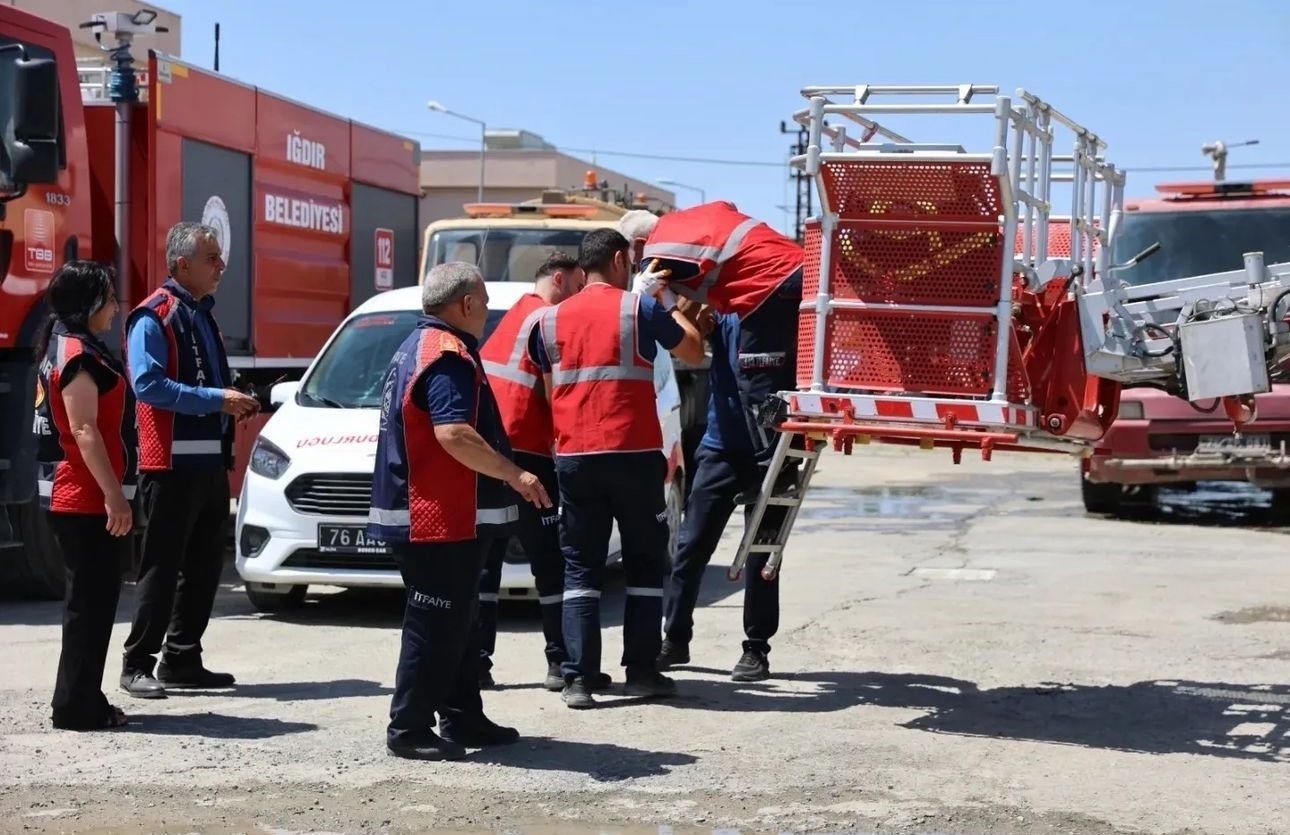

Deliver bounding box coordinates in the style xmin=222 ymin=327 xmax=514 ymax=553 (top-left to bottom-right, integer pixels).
xmin=420 ymin=129 xmax=676 ymax=231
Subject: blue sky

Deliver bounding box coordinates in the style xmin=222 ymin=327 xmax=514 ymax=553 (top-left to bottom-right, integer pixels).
xmin=157 ymin=0 xmax=1287 ymax=234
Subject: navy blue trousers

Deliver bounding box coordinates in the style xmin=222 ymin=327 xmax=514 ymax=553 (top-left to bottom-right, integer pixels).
xmin=556 ymin=451 xmax=669 ymax=681
xmin=387 ymin=537 xmax=487 ymax=747
xmin=664 ymin=443 xmax=782 ymax=655
xmin=477 ymin=452 xmax=566 ymax=668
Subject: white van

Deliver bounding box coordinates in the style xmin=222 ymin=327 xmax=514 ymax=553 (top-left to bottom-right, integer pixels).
xmin=233 ymin=282 xmax=686 ymax=613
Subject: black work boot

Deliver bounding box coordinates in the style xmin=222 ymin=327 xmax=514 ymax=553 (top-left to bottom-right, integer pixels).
xmin=624 ymin=668 xmax=677 ymax=698
xmin=438 ymin=714 xmax=519 ymax=747
xmin=656 ymin=639 xmax=690 ymax=670
xmin=387 ymin=731 xmax=467 ymax=761
xmin=562 ymin=677 xmax=596 ymax=709
xmin=479 ymin=668 xmax=496 ymax=689
xmin=156 ymin=662 xmax=235 ymax=689
xmin=731 ymin=649 xmax=770 ymax=682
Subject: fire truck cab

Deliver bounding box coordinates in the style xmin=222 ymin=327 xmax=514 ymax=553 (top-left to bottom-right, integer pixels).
xmin=1082 ymin=177 xmax=1290 ymax=514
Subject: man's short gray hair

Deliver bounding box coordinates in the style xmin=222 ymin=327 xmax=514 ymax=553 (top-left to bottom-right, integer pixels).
xmin=422 ymin=262 xmax=483 ymax=312
xmin=618 ymin=209 xmax=659 ymax=243
xmin=165 ymin=222 xmax=219 ymax=274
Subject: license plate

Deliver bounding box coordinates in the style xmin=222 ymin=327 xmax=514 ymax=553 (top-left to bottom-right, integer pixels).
xmin=1196 ymin=434 xmax=1271 ymax=454
xmin=318 ymin=524 xmax=390 ymax=555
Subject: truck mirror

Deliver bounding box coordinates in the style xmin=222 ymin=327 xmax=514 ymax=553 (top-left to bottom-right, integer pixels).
xmin=4 ymin=56 xmax=60 ymax=186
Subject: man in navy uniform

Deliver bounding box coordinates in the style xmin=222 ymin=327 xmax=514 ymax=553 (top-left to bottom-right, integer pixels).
xmin=368 ymin=262 xmax=550 ymax=761
xmin=658 ymin=310 xmax=787 ymax=682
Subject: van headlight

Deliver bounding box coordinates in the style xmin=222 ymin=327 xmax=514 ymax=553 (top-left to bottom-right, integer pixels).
xmin=1117 ymin=400 xmax=1145 ymax=420
xmin=250 ymin=437 xmax=291 ymax=480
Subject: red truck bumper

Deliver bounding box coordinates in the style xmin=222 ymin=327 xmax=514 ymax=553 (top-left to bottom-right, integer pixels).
xmin=1089 ymin=418 xmax=1290 ymax=487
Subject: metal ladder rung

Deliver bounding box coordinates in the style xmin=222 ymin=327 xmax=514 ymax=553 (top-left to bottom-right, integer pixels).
xmin=765 ymin=497 xmax=800 ymax=507
xmin=747 ymin=544 xmax=784 ymax=554
xmin=785 ymin=449 xmax=816 ymax=459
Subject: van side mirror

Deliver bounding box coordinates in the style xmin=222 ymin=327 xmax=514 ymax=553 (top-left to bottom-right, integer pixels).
xmin=4 ymin=56 xmax=61 ymax=186
xmin=270 ymin=381 xmax=301 ymax=407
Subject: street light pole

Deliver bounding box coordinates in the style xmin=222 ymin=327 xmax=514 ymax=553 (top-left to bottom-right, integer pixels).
xmin=428 ymin=100 xmax=487 ymax=203
xmin=657 ymin=178 xmax=705 ymax=205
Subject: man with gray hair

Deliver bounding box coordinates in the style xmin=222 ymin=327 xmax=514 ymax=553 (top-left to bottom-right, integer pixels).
xmin=119 ymin=221 xmax=259 ymax=699
xmin=368 ymin=262 xmax=548 ymax=760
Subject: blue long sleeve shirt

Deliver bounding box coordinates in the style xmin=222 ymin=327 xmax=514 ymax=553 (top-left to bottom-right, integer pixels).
xmin=127 ymin=306 xmax=227 ymax=417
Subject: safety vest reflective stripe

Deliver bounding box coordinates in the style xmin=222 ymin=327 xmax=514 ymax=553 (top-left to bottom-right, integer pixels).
xmin=39 ymin=480 xmax=136 ymax=500
xmin=624 ymin=586 xmax=665 ymax=598
xmin=172 ymin=440 xmax=223 ymax=455
xmin=643 ymin=241 xmax=722 ymax=262
xmin=481 ymin=359 xmax=537 ymax=388
xmin=368 ymin=504 xmax=519 ymax=527
xmin=563 ymin=588 xmax=601 ymax=601
xmin=545 ymin=291 xmax=650 ymax=385
xmin=642 ymin=216 xmax=762 ymax=292
xmin=701 ymin=216 xmax=762 ymax=292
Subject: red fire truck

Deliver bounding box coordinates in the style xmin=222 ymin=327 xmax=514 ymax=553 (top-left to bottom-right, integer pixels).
xmin=0 ymin=6 xmax=421 ymax=597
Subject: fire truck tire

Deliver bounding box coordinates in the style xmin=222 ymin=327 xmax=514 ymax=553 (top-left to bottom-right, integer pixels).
xmin=1080 ymin=472 xmax=1123 ymax=516
xmin=3 ymin=495 xmax=64 ymax=600
xmin=245 ymin=584 xmax=307 ymax=613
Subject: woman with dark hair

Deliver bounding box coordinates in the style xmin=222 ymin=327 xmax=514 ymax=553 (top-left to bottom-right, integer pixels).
xmin=33 ymin=259 xmax=136 ymax=731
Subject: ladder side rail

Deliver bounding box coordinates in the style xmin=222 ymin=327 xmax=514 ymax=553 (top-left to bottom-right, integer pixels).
xmin=990 ymin=96 xmax=1024 ymax=402
xmin=761 ymin=448 xmax=824 ymax=580
xmin=790 ymin=106 xmax=914 ymax=146
xmin=800 ymin=84 xmax=1001 ymax=101
xmin=728 ymin=432 xmax=796 ymax=581
xmin=803 ymin=96 xmax=834 ymax=393
xmin=1036 ymin=110 xmax=1054 ymax=263
xmin=1079 ymin=138 xmax=1098 ymax=286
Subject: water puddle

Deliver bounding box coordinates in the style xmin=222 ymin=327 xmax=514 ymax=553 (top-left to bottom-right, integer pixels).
xmin=1146 ymin=482 xmax=1288 ymax=528
xmin=798 ymin=484 xmax=963 ymax=524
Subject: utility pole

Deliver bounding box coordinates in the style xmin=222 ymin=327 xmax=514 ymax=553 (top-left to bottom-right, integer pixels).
xmin=780 ymin=120 xmax=811 ymax=243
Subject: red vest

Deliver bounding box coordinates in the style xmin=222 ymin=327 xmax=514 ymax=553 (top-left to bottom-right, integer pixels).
xmin=538 ymin=283 xmax=662 ymax=455
xmin=368 ymin=321 xmax=517 ymax=544
xmin=642 ymin=200 xmax=804 ymax=317
xmin=127 ymin=282 xmax=232 ymax=472
xmin=37 ymin=329 xmax=129 ymax=514
xmin=479 ymin=292 xmax=553 ymax=457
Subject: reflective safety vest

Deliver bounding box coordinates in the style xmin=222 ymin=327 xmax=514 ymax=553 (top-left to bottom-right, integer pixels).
xmin=641 ymin=200 xmax=804 ymax=317
xmin=367 ymin=317 xmax=519 ymax=544
xmin=479 ymin=292 xmax=553 ymax=457
xmin=538 ymin=283 xmax=662 ymax=455
xmin=126 ymin=279 xmax=233 ymax=472
xmin=34 ymin=323 xmax=138 ymax=513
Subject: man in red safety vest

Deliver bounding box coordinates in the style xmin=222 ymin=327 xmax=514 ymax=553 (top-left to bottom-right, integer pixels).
xmin=476 ymin=250 xmax=616 ymax=695
xmin=528 ymin=229 xmax=706 ymax=709
xmin=619 ymin=202 xmax=804 ymax=468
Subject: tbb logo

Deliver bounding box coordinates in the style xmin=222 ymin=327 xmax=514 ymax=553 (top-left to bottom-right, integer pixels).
xmin=24 ymin=209 xmax=55 ymax=274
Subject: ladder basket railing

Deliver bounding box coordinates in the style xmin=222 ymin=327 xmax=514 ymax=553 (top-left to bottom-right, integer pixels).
xmin=785 ymin=85 xmax=1124 ymax=454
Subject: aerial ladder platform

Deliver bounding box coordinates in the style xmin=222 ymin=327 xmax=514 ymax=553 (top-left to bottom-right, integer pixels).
xmin=731 ymin=83 xmax=1290 ymax=582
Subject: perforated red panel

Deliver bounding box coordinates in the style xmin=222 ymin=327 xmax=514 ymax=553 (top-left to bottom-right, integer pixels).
xmin=830 ymin=222 xmax=1004 ymax=307
xmin=1014 ymin=220 xmax=1101 ymax=261
xmin=797 ymin=221 xmax=823 ymax=387
xmin=823 ymin=310 xmax=999 ymax=396
xmin=820 ymin=160 xmax=1002 ymax=220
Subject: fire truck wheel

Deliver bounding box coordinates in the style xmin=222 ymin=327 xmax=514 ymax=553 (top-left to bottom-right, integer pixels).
xmin=1080 ymin=472 xmax=1123 ymax=516
xmin=245 ymin=584 xmax=307 ymax=613
xmin=3 ymin=495 xmax=65 ymax=600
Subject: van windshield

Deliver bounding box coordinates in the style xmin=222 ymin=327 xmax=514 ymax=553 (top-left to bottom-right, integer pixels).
xmin=299 ymin=310 xmax=506 ymax=408
xmin=426 ymin=228 xmax=585 ymax=282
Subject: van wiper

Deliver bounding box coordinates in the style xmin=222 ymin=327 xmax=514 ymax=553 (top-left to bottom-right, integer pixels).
xmin=301 ymin=391 xmax=346 ymax=409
